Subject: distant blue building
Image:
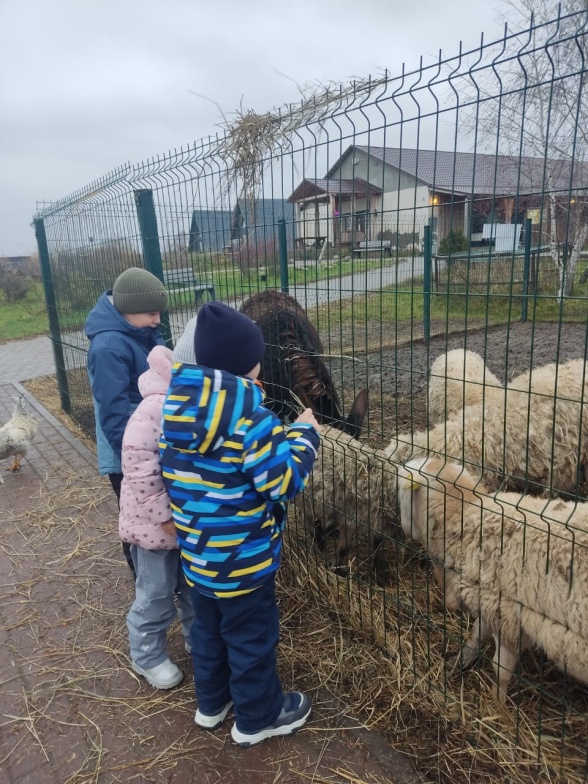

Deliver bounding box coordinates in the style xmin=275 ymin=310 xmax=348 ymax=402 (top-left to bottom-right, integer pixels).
xmin=189 ymin=199 xmax=295 ymax=253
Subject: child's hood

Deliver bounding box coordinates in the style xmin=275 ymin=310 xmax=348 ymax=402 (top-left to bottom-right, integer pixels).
xmin=139 ymin=345 xmax=173 ymax=398
xmin=162 ymin=365 xmax=264 ymax=454
xmin=84 ymin=291 xmax=157 ymax=342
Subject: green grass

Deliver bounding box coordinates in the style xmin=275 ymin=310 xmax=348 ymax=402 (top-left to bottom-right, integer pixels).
xmin=2 ymin=254 xmax=586 ymax=345
xmin=325 ymin=284 xmax=588 ymax=327
xmin=0 ymin=282 xmax=49 ymax=342
xmin=309 ymin=271 xmax=588 ymax=355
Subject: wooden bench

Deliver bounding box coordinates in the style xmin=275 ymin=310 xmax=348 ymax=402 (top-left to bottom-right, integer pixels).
xmin=162 ymin=268 xmax=216 ymax=306
xmin=352 ymin=240 xmax=392 ymax=258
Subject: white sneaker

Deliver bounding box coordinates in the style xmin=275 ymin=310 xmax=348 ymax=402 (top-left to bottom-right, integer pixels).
xmin=195 ymin=701 xmax=233 ymax=730
xmin=231 ymin=692 xmax=311 ymax=747
xmin=132 ymin=659 xmax=183 ymax=689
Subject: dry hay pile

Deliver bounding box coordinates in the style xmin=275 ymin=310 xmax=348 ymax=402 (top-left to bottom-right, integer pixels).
xmin=283 ymin=376 xmax=588 ymax=781
xmin=4 ymin=382 xmax=407 ymax=782
xmin=281 ymin=511 xmax=588 ymax=784
xmin=21 ymin=374 xmax=588 ymax=783
xmin=1 ymin=467 xmax=211 ymax=779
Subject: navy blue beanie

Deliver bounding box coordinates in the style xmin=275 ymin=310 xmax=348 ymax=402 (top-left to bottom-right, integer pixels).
xmin=195 ymin=301 xmax=265 ymax=376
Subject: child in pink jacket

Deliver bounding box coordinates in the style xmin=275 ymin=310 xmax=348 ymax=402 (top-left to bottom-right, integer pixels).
xmin=119 ymin=330 xmax=196 ymax=690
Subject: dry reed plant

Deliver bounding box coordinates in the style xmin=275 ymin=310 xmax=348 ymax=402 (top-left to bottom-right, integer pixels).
xmin=207 ymin=73 xmax=390 ymax=241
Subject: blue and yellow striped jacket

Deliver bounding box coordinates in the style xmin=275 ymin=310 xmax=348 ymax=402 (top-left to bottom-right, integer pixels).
xmin=159 ymin=364 xmax=320 ymax=598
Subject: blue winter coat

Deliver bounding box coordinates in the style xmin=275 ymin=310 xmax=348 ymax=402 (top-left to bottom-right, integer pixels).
xmin=160 ymin=364 xmax=320 ymax=598
xmin=85 ymin=291 xmax=163 ymax=474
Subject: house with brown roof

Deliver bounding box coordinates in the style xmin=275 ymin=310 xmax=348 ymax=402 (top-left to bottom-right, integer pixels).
xmin=288 ymin=145 xmax=586 ymax=251
xmin=0 ymin=255 xmax=36 ymax=275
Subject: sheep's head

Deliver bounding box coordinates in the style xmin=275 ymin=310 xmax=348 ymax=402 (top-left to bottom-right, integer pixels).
xmin=398 ymin=457 xmax=487 ymax=547
xmin=397 ymin=457 xmax=430 ymax=542
xmin=293 ymin=424 xmax=374 ymax=567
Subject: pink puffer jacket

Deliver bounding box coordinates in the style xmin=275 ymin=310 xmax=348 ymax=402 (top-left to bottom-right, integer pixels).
xmin=119 ymin=345 xmax=177 ymax=550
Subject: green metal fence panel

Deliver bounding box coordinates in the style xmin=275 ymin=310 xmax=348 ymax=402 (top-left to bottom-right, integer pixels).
xmin=134 ymin=188 xmax=173 ymax=347
xmin=32 ymin=8 xmax=588 ymax=783
xmin=33 ymin=217 xmax=71 ymax=413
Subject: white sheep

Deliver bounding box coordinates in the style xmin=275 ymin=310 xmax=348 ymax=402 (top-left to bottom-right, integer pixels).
xmin=387 ymin=358 xmax=588 ymax=496
xmin=397 ymin=456 xmax=588 ymax=703
xmin=292 ymin=425 xmax=398 ymax=571
xmin=428 ymin=349 xmax=502 ymax=425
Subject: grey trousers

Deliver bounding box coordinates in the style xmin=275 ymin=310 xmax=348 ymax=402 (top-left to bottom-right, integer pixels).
xmin=127 ymin=546 xmax=195 ymax=669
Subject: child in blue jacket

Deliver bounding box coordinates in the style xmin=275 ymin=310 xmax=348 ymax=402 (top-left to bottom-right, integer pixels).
xmin=160 ymin=302 xmax=321 ymax=746
xmin=85 ymin=267 xmax=168 ymax=574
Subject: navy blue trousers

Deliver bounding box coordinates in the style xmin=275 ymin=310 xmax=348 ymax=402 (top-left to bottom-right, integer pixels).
xmin=189 ymin=576 xmax=284 ymax=732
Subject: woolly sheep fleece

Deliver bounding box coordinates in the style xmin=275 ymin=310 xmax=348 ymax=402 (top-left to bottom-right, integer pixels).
xmin=428 ymin=349 xmax=502 ymax=424
xmin=397 ymin=457 xmax=588 ymax=702
xmin=387 ymin=358 xmax=588 ymax=494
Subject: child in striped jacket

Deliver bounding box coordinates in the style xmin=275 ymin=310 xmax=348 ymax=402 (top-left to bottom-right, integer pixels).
xmin=159 ymin=302 xmax=320 ymax=747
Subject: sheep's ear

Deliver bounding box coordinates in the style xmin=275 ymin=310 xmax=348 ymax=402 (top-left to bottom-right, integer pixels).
xmin=344 ymin=388 xmax=368 ymax=439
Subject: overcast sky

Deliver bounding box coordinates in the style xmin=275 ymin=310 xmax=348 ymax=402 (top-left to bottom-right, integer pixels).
xmin=0 ymin=0 xmax=511 ymax=256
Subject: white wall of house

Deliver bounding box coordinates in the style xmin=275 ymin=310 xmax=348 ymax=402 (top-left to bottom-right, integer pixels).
xmin=381 ymin=186 xmax=430 ymax=223
xmin=329 ymin=148 xmax=432 ymax=243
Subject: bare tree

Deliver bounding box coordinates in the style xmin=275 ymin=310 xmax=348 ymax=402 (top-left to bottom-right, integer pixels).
xmin=475 ymin=1 xmax=588 ymax=297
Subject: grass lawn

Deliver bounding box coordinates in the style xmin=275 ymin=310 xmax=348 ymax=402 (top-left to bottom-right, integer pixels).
xmin=308 ymin=264 xmax=588 ymax=355
xmin=320 ymin=282 xmax=588 ymax=328
xmin=1 ymin=255 xmax=586 ymax=345
xmin=0 ymin=282 xmax=49 ymax=342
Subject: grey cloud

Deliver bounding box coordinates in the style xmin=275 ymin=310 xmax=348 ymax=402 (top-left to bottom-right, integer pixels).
xmin=0 ymin=0 xmax=502 ymax=254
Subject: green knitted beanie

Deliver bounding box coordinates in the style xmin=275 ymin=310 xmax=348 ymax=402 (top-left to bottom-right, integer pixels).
xmin=112 ymin=267 xmax=168 ymax=314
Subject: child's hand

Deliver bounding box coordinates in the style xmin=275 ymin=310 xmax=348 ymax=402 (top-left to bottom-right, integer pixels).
xmin=294 ymin=408 xmax=321 ymax=433
xmin=161 ymin=520 xmax=176 ymax=536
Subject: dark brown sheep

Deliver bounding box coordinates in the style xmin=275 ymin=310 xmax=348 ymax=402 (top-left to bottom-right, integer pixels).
xmin=240 ymin=290 xmax=368 ymax=438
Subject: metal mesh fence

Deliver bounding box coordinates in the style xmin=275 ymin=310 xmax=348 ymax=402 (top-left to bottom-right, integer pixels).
xmin=33 ymin=8 xmax=588 ymax=783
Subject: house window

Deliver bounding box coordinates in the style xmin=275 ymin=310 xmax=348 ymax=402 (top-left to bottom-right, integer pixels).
xmin=356 ymin=210 xmax=367 ymax=233
xmin=471 ymin=213 xmax=485 ymax=233
xmin=342 ymin=212 xmax=367 ymax=233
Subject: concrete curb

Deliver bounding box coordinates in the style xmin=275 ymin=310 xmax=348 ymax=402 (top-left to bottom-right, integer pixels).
xmin=11 ymin=380 xmax=96 ymax=464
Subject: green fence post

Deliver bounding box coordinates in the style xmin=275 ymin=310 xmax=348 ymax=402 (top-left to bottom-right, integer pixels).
xmin=521 ymin=218 xmax=532 ymax=323
xmin=134 ymin=189 xmax=173 ymax=348
xmin=423 ymin=224 xmax=432 ymax=346
xmin=278 ymin=218 xmax=289 ymax=294
xmin=33 ymin=218 xmax=72 ymax=413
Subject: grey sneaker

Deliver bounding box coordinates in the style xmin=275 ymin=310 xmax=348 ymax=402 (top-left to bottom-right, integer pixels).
xmin=195 ymin=701 xmax=233 ymax=730
xmin=230 ymin=692 xmax=311 ymax=747
xmin=131 ymin=659 xmax=183 ymax=689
